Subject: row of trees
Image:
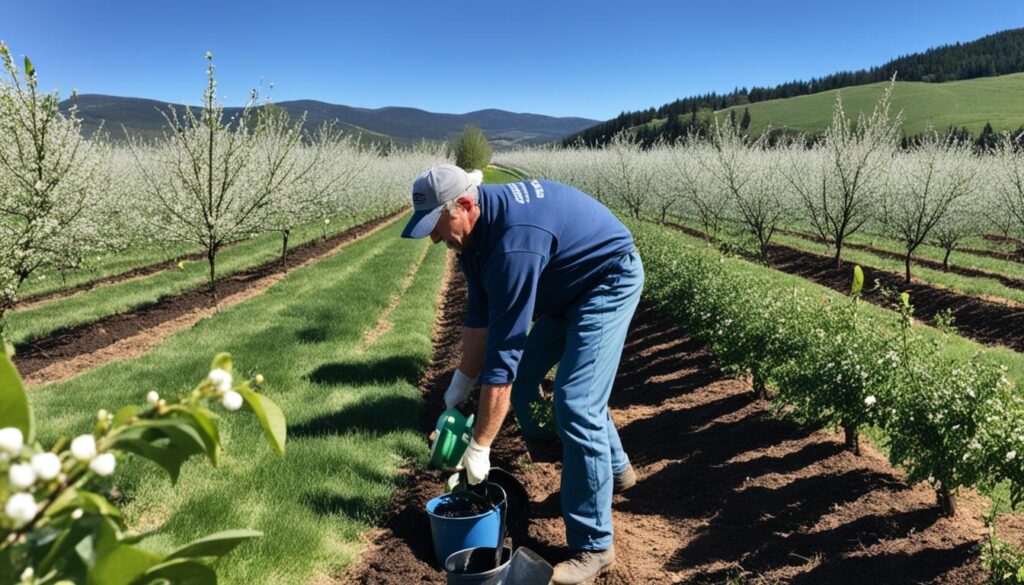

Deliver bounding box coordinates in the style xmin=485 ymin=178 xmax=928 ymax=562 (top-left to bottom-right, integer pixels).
xmin=500 ymin=83 xmax=1024 ymax=285
xmin=0 ymin=45 xmax=447 ymax=326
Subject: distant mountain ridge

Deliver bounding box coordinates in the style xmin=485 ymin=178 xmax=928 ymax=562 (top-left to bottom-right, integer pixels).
xmin=60 ymin=94 xmax=599 ymax=148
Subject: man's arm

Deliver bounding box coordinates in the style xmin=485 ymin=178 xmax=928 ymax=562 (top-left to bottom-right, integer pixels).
xmin=473 ymin=383 xmax=511 ymax=447
xmin=459 ymin=327 xmax=487 ymax=379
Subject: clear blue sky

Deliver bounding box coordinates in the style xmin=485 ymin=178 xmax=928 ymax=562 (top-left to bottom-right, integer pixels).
xmin=2 ymin=0 xmax=1023 ymax=121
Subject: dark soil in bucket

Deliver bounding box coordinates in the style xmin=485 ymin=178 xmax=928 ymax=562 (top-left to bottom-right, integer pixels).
xmin=433 ymin=495 xmax=493 ymax=519
xmin=341 ymin=251 xmax=1023 ymax=584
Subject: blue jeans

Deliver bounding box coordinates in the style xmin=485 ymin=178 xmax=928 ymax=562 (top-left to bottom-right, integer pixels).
xmin=509 ymin=250 xmax=643 ymax=551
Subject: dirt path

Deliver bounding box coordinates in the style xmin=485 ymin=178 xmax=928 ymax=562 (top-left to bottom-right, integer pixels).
xmin=670 ymin=223 xmax=1024 ymax=353
xmin=17 ymin=211 xmax=403 ymax=387
xmin=341 ymin=258 xmax=997 ymax=584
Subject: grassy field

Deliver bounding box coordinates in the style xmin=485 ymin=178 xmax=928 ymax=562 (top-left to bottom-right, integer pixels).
xmin=654 ymin=72 xmax=1024 ymax=136
xmin=6 ymin=211 xmax=391 ymax=346
xmin=30 ymin=220 xmax=448 ymax=583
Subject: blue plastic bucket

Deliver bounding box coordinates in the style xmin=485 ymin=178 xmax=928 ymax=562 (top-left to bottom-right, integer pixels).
xmin=426 ymin=488 xmax=505 ymax=567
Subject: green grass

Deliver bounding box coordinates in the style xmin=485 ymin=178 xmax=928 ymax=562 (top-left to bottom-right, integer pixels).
xmin=6 ymin=211 xmax=392 ymax=346
xmin=483 ymin=165 xmax=523 ymax=184
xmin=30 ymin=220 xmax=448 ymax=583
xmin=782 ymin=225 xmax=1024 ymax=281
xmin=669 ymin=213 xmax=1024 ymax=306
xmin=19 ymin=241 xmax=198 ymax=298
xmin=646 ymin=73 xmax=1024 ymax=137
xmin=770 ymin=231 xmax=1024 ymax=305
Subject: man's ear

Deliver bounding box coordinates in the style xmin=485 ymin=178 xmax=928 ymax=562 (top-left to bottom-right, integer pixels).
xmin=457 ymin=194 xmax=475 ymax=212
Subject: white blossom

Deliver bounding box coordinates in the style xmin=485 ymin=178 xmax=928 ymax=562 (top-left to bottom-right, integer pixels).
xmin=146 ymin=390 xmax=160 ymax=406
xmin=89 ymin=453 xmax=116 ymax=477
xmin=5 ymin=492 xmax=37 ymax=526
xmin=222 ymin=390 xmax=244 ymax=411
xmin=9 ymin=463 xmax=36 ymax=489
xmin=209 ymin=368 xmax=233 ymax=393
xmin=70 ymin=434 xmax=97 ymax=462
xmin=864 ymin=395 xmax=877 ymax=407
xmin=0 ymin=427 xmax=24 ymax=455
xmin=30 ymin=453 xmax=61 ymax=481
xmin=1007 ymin=451 xmax=1017 ymax=462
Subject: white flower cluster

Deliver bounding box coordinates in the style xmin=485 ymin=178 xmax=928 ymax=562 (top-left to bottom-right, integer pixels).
xmin=3 ymin=427 xmax=115 ymax=528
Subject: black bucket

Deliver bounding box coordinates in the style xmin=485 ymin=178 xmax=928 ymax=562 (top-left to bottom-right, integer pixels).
xmin=445 ymin=544 xmax=513 ymax=584
xmin=445 ymin=546 xmax=553 ymax=585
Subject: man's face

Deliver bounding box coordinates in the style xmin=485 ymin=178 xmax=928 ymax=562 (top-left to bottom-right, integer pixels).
xmin=429 ymin=196 xmax=474 ymax=252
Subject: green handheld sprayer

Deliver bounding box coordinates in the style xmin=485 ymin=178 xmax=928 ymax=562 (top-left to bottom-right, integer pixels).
xmin=428 ymin=407 xmax=475 ymax=470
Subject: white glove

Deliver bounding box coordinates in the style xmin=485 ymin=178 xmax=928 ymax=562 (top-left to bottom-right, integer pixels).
xmin=461 ymin=439 xmax=490 ymax=485
xmin=444 ymin=369 xmax=477 ymax=409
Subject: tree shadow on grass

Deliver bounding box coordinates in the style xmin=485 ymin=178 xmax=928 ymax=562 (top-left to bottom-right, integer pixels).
xmin=300 ymin=489 xmax=388 ymax=523
xmin=307 ymin=355 xmax=424 ymax=387
xmin=295 ymin=326 xmax=329 ymax=344
xmin=290 ymin=393 xmax=421 ymax=438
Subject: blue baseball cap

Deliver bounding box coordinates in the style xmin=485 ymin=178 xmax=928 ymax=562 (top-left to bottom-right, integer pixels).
xmin=401 ymin=164 xmax=482 ymax=239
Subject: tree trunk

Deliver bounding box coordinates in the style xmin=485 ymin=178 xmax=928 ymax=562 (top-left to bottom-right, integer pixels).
xmin=943 ymin=247 xmax=952 ymax=271
xmin=834 ymin=239 xmax=844 ymax=268
xmin=937 ymin=485 xmax=957 ymax=517
xmin=904 ymin=251 xmax=913 ymax=285
xmin=207 ymin=247 xmax=218 ymax=301
xmin=753 ymin=375 xmax=769 ymax=401
xmin=843 ymin=425 xmax=860 ymax=455
xmin=280 ymin=230 xmax=290 ymax=262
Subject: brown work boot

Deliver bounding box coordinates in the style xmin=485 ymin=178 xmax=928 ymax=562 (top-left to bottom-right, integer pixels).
xmin=550 ymin=545 xmax=615 ymax=584
xmin=613 ymin=463 xmax=636 ymax=493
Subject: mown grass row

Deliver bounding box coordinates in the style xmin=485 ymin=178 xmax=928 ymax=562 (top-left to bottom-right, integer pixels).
xmin=7 ymin=209 xmax=397 ymax=346
xmin=771 ymin=230 xmax=1024 ymax=304
xmin=669 ymin=213 xmax=1024 ymax=307
xmin=780 ymin=223 xmax=1023 ymax=275
xmin=18 ymin=241 xmax=197 ymax=298
xmin=30 ymin=220 xmax=447 ymax=583
xmin=632 ymin=220 xmax=1024 ymax=517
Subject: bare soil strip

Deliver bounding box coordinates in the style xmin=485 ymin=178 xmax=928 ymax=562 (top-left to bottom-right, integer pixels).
xmin=671 ymin=223 xmax=1024 ymax=353
xmin=17 ymin=211 xmax=403 ymax=387
xmin=341 ymin=260 xmax=1003 ymax=584
xmin=777 ymin=227 xmax=1024 ymax=287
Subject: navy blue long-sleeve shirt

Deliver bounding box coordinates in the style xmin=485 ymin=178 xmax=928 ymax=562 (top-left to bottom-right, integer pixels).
xmin=458 ymin=179 xmax=635 ymax=385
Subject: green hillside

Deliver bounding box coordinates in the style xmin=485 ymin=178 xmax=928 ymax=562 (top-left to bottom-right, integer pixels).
xmin=715 ymin=72 xmax=1024 ymax=136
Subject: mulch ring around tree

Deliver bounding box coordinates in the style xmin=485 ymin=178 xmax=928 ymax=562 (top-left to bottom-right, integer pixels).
xmin=13 ymin=210 xmax=403 ymax=380
xmin=342 ymin=258 xmax=1014 ymax=584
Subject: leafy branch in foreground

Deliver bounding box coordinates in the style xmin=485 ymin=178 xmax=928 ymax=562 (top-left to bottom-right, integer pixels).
xmin=0 ymin=352 xmax=286 ymax=584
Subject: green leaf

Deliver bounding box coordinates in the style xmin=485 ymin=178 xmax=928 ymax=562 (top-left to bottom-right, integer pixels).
xmin=210 ymin=353 xmax=232 ymax=374
xmin=23 ymin=56 xmax=34 ymax=77
xmin=0 ymin=352 xmax=32 ymax=442
xmin=851 ymin=265 xmax=864 ymax=296
xmin=114 ymin=438 xmax=190 ymax=484
xmin=165 ymin=529 xmax=262 ymax=561
xmin=87 ymin=544 xmax=162 ymax=585
xmin=900 ymin=292 xmax=911 ymax=308
xmin=138 ymin=558 xmax=216 ymax=585
xmin=113 ymin=405 xmax=140 ymax=426
xmin=179 ymin=408 xmax=221 ymax=466
xmin=238 ymin=384 xmax=286 ymax=456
